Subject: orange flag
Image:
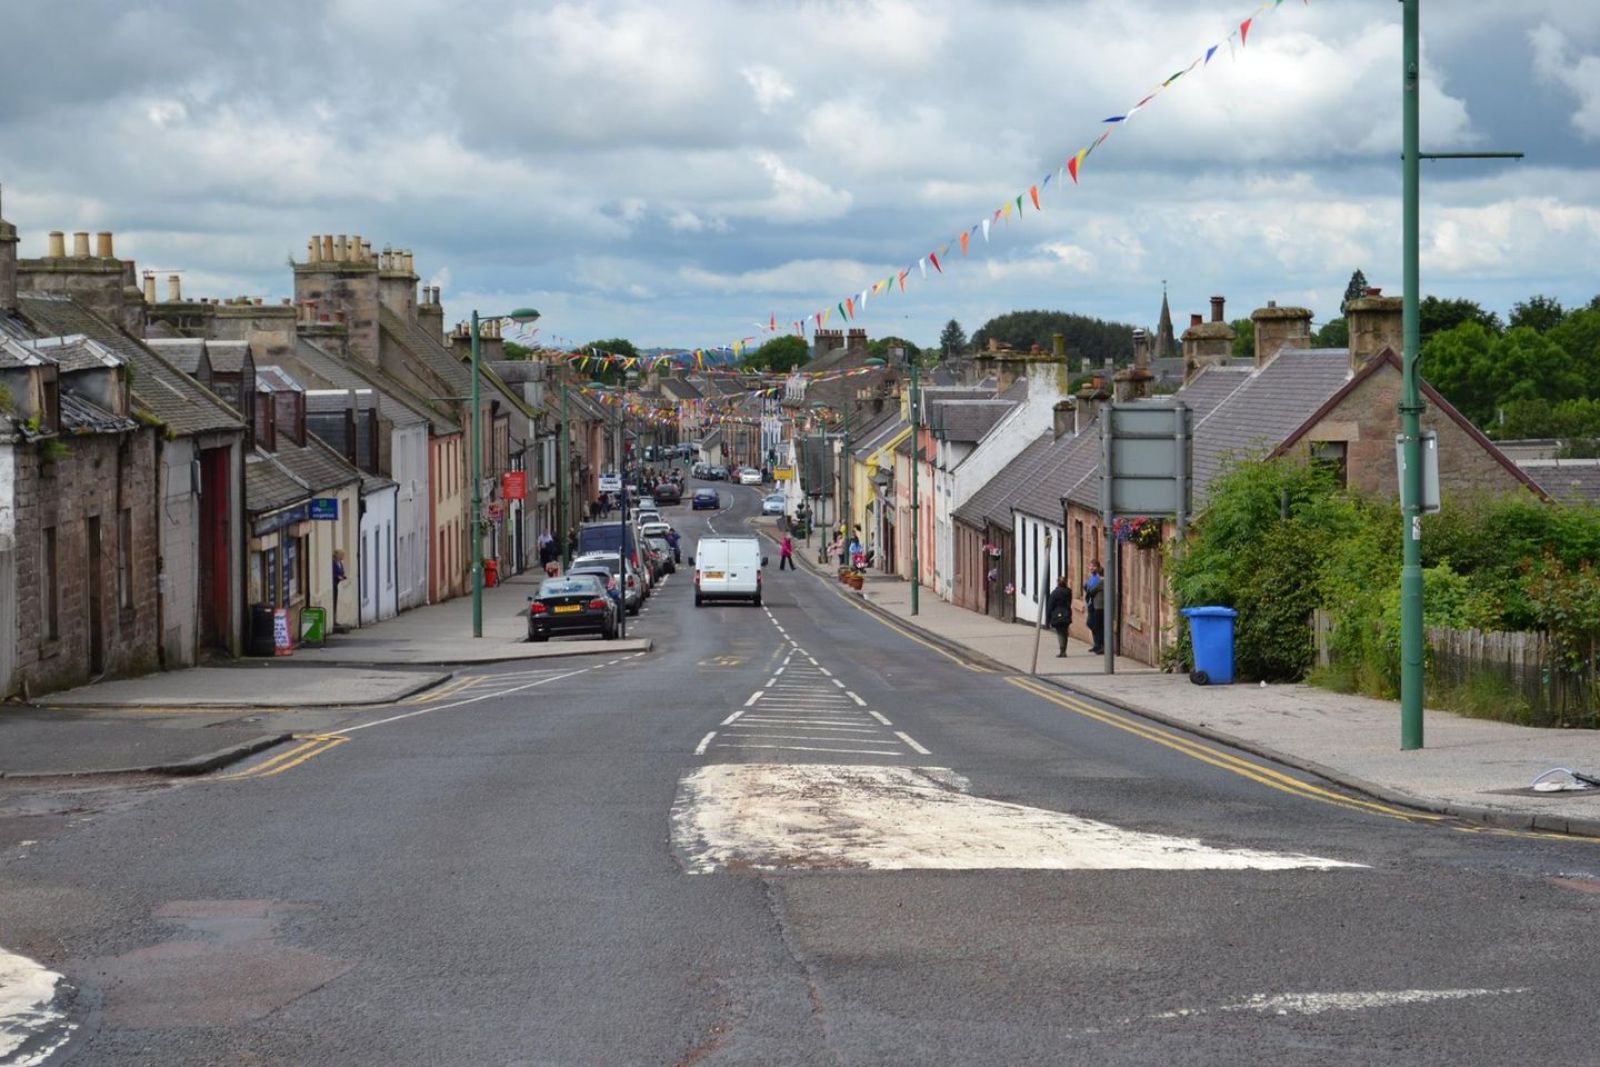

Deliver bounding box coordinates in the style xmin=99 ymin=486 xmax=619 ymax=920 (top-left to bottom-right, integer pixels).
xmin=959 ymin=231 xmax=970 ymax=256
xmin=1029 ymin=185 xmax=1040 ymax=210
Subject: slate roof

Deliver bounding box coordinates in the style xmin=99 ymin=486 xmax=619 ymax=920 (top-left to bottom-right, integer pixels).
xmin=0 ymin=333 xmax=54 ymax=367
xmin=17 ymin=294 xmax=243 ymax=437
xmin=144 ymin=338 xmax=207 ymax=375
xmin=23 ymin=334 xmax=122 ymax=372
xmin=206 ymin=341 xmax=251 ymax=374
xmin=245 ymin=452 xmax=312 ymax=515
xmin=928 ymin=399 xmax=1015 ymax=444
xmin=60 ymin=391 xmax=138 ymax=435
xmin=1523 ymin=462 xmax=1600 ymax=505
xmin=290 ymin=338 xmax=448 ymax=433
xmin=852 ymin=412 xmax=909 ymax=460
xmin=953 ymin=431 xmax=1056 ymax=529
xmin=379 ymin=306 xmax=533 ymax=422
xmin=1018 ymin=418 xmax=1103 ymax=519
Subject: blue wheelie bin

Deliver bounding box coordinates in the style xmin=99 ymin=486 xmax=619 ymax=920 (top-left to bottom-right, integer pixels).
xmin=1182 ymin=606 xmax=1238 ymax=685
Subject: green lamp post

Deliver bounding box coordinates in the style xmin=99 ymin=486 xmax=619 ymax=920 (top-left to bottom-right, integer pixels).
xmin=469 ymin=307 xmax=540 ymax=638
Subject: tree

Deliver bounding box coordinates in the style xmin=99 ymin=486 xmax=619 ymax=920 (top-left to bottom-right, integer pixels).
xmin=1420 ymin=321 xmax=1497 ymax=425
xmin=938 ymin=319 xmax=967 ymax=358
xmin=867 ymin=336 xmax=922 ymax=362
xmin=742 ymin=334 xmax=808 ymax=373
xmin=1420 ymin=296 xmax=1502 ymax=343
xmin=1510 ymin=294 xmax=1566 ymax=333
xmin=1549 ymin=307 xmax=1600 ymax=395
xmin=582 ymin=337 xmax=639 ymax=382
xmin=1340 ymin=269 xmax=1369 ymax=313
xmin=1423 ymin=322 xmax=1583 ymax=428
xmin=969 ymin=310 xmax=1137 ymax=368
xmin=1230 ymin=318 xmax=1254 ymax=360
xmin=504 ymin=340 xmax=534 ymax=361
xmin=1313 ymin=317 xmax=1348 ymax=348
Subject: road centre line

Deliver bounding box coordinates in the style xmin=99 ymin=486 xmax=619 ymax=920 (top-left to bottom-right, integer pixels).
xmin=721 ymin=709 xmax=745 ymax=726
xmin=694 ymin=731 xmax=717 ymax=756
xmin=744 ymin=692 xmax=765 ymax=706
xmin=765 ymin=676 xmax=778 ymax=687
xmin=817 ymin=666 xmax=832 ymax=677
xmin=343 ymin=662 xmax=608 ymax=734
xmin=868 ymin=710 xmax=894 ymax=726
xmin=845 ymin=691 xmax=866 ymax=706
xmin=895 ymin=731 xmax=932 ymax=756
xmin=832 ymin=679 xmax=846 ymax=688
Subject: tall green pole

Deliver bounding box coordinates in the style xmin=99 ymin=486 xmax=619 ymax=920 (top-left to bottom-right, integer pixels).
xmin=469 ymin=310 xmax=484 ymax=638
xmin=558 ymin=376 xmax=570 ymax=569
xmin=1399 ymin=0 xmax=1425 ymax=749
xmin=842 ymin=403 xmax=851 ymax=549
xmin=910 ymin=358 xmax=920 ymax=615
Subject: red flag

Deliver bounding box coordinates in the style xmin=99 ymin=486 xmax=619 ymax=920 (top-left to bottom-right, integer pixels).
xmin=898 ymin=269 xmax=908 ymax=292
xmin=1067 ymin=155 xmax=1080 ymax=184
xmin=1029 ymin=185 xmax=1040 ymax=210
xmin=845 ymin=297 xmax=854 ymax=318
xmin=959 ymin=231 xmax=970 ymax=256
xmin=929 ymin=252 xmax=942 ymax=273
xmin=1240 ymin=17 xmax=1251 ymax=45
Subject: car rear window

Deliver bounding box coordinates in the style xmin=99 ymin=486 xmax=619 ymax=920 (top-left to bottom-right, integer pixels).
xmin=541 ymin=579 xmax=597 ymax=596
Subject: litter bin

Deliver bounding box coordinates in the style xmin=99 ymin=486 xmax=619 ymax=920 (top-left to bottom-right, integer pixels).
xmin=1182 ymin=606 xmax=1238 ymax=685
xmin=484 ymin=558 xmax=499 ymax=588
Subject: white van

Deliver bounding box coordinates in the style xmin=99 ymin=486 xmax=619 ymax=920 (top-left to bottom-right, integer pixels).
xmin=691 ymin=536 xmax=767 ymax=607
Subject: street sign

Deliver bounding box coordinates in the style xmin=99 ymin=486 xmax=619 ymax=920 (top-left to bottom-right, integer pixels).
xmin=1395 ymin=431 xmax=1440 ymax=514
xmin=299 ymin=606 xmax=327 ymax=646
xmin=272 ymin=608 xmax=293 ymax=656
xmin=773 ymin=467 xmax=794 ymax=481
xmin=501 ymin=470 xmax=527 ymax=501
xmin=485 ymin=501 xmax=504 ymax=523
xmin=598 ymin=474 xmax=622 ymax=493
xmin=309 ymin=497 xmax=339 ymax=521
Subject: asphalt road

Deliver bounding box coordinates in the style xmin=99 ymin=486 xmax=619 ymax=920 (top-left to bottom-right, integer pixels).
xmin=3 ymin=481 xmax=1600 ymax=1066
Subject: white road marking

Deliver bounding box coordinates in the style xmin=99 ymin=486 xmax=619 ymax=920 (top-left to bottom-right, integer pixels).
xmin=765 ymin=676 xmax=778 ymax=687
xmin=713 ymin=743 xmax=905 ymax=756
xmin=694 ymin=731 xmax=717 ymax=756
xmin=727 ymin=733 xmax=894 ymax=744
xmin=738 ymin=717 xmax=872 ymax=728
xmin=895 ymin=731 xmax=932 ymax=756
xmin=868 ymin=710 xmax=894 ymax=726
xmin=721 ymin=710 xmax=746 ymax=726
xmin=846 ymin=691 xmax=866 ymax=706
xmin=807 ymin=656 xmax=819 ymax=666
xmin=818 ymin=666 xmax=832 ymax=677
xmin=0 ymin=948 xmax=75 ymax=1065
xmin=730 ymin=722 xmax=882 ymax=733
xmin=343 ymin=662 xmax=605 ymax=733
xmin=1149 ymin=988 xmax=1530 ymax=1020
xmin=773 ymin=667 xmax=785 ymax=675
xmin=832 ymin=679 xmax=846 ymax=688
xmin=743 ymin=692 xmax=765 ymax=707
xmin=672 ymin=765 xmax=1365 ymax=873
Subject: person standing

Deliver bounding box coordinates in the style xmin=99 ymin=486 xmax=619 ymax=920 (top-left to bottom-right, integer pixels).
xmin=1046 ymin=575 xmax=1073 ymax=657
xmin=1084 ymin=561 xmax=1105 ymax=655
xmin=779 ymin=533 xmax=795 ymax=570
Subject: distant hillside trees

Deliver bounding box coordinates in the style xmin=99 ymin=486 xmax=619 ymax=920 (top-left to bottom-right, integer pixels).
xmin=971 ymin=310 xmax=1137 ymax=368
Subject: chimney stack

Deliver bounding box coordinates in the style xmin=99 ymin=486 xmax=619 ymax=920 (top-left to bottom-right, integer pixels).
xmin=1180 ymin=299 xmax=1236 ymax=384
xmin=1132 ymin=328 xmax=1149 ymax=369
xmin=1052 ymin=399 xmax=1076 ymax=440
xmin=96 ymin=232 xmax=114 ymax=258
xmin=1250 ymin=301 xmax=1313 ymax=368
xmin=321 ymin=234 xmax=335 ymax=261
xmin=1210 ymin=295 xmax=1225 ymax=323
xmin=1345 ymin=287 xmax=1404 ymax=372
xmin=167 ymin=274 xmax=182 ymax=302
xmin=1189 ymin=313 xmax=1203 ymax=328
xmin=72 ymin=231 xmax=90 ymax=258
xmin=0 ymin=186 xmax=17 ymax=312
xmin=47 ymin=231 xmax=65 ymax=258
xmin=142 ymin=273 xmax=156 ymax=303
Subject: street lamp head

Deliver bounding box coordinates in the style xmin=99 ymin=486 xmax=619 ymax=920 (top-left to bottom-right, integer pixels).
xmin=506 ymin=307 xmax=541 ymax=324
xmin=862 ymin=356 xmax=886 ymax=366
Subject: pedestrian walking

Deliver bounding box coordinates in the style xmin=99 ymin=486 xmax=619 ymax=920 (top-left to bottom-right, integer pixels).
xmin=779 ymin=533 xmax=795 ymax=570
xmin=1084 ymin=561 xmax=1105 ymax=654
xmin=1046 ymin=575 xmax=1073 ymax=657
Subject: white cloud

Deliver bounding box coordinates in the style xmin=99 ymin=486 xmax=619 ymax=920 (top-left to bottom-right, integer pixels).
xmin=1530 ymin=24 xmax=1600 ymax=140
xmin=742 ymin=65 xmax=795 ymax=114
xmin=746 ymin=152 xmax=853 ymax=222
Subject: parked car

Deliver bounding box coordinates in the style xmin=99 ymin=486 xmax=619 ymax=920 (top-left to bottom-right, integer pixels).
xmin=691 ymin=536 xmax=767 ymax=607
xmin=527 ymin=574 xmax=617 ymax=642
xmin=739 ymin=467 xmax=764 ymax=486
xmin=640 ymin=539 xmax=666 ymax=582
xmin=569 ymin=554 xmax=643 ymax=614
xmin=762 ymin=493 xmax=786 ymax=516
xmin=653 ymin=482 xmax=682 ymax=505
xmin=639 ymin=521 xmax=672 ymax=545
xmin=692 ymin=488 xmax=720 ymax=510
xmin=646 ymin=535 xmax=676 ymax=574
xmin=706 ymin=466 xmax=728 ymax=481
xmin=633 ymin=509 xmax=663 ymax=529
xmin=635 ymin=495 xmax=656 ymax=511
xmin=576 ymin=521 xmax=644 ymax=579
xmin=692 ymin=463 xmax=709 ymax=479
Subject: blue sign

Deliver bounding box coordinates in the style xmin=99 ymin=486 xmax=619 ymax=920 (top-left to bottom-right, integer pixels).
xmin=310 ymin=497 xmax=339 ymax=521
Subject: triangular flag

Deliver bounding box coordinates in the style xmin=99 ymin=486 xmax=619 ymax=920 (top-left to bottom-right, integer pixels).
xmin=919 ymin=258 xmax=927 ymax=279
xmin=938 ymin=243 xmax=949 ymax=257
xmin=1103 ymin=115 xmax=1126 ymax=124
xmin=929 ymin=252 xmax=942 ymax=273
xmin=1015 ymin=193 xmax=1025 ymax=214
xmin=845 ymin=297 xmax=854 ymax=318
xmin=837 ymin=302 xmax=847 ymax=321
xmin=1041 ymin=172 xmax=1052 ymax=189
xmin=1002 ymin=202 xmax=1013 ymax=220
xmin=1029 ymin=185 xmax=1040 ymax=210
xmin=1205 ymin=44 xmax=1218 ymax=64
xmin=1240 ymin=18 xmax=1251 ymax=45
xmin=960 ymin=231 xmax=970 ymax=256
xmin=898 ymin=269 xmax=908 ymax=292
xmin=769 ymin=313 xmax=776 ymax=331
xmin=1068 ymin=147 xmax=1088 ymax=183
xmin=982 ymin=218 xmax=991 ymax=243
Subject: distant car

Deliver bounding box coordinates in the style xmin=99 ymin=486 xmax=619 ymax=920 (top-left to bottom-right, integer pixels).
xmin=635 ymin=495 xmax=656 ymax=511
xmin=692 ymin=463 xmax=709 ymax=478
xmin=692 ymin=488 xmax=720 ymax=510
xmin=691 ymin=536 xmax=767 ymax=606
xmin=528 ymin=574 xmax=617 ymax=642
xmin=707 ymin=466 xmax=728 ymax=481
xmin=569 ymin=554 xmax=642 ymax=614
xmin=739 ymin=468 xmax=764 ymax=486
xmin=653 ymin=482 xmax=682 ymax=505
xmin=633 ymin=509 xmax=662 ymax=529
xmin=646 ymin=535 xmax=676 ymax=574
xmin=762 ymin=493 xmax=786 ymax=516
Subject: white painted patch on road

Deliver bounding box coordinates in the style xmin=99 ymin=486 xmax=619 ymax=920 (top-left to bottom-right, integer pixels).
xmin=720 ymin=709 xmax=745 ymax=726
xmin=0 ymin=948 xmax=75 ymax=1065
xmin=895 ymin=731 xmax=932 ymax=756
xmin=671 ymin=764 xmax=1366 ymax=874
xmin=868 ymin=710 xmax=894 ymax=726
xmin=743 ymin=691 xmax=765 ymax=707
xmin=713 ymin=743 xmax=905 ymax=757
xmin=846 ymin=691 xmax=866 ymax=706
xmin=1150 ymin=988 xmax=1530 ymax=1020
xmin=694 ymin=731 xmax=717 ymax=756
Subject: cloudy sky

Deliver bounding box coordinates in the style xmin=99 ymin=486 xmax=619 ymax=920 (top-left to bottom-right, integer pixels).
xmin=3 ymin=0 xmax=1599 ymax=352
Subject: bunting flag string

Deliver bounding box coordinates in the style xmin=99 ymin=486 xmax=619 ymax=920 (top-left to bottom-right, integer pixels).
xmin=737 ymin=0 xmax=1308 ymax=344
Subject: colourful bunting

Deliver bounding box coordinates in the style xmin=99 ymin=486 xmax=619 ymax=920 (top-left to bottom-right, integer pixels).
xmin=929 ymin=252 xmax=942 ymax=273
xmin=1029 ymin=185 xmax=1040 ymax=211
xmin=960 ymin=231 xmax=970 ymax=256
xmin=1240 ymin=17 xmax=1251 ymax=45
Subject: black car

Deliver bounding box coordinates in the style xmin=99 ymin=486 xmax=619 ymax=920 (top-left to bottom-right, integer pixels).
xmin=654 ymin=482 xmax=682 ymax=505
xmin=646 ymin=535 xmax=676 ymax=574
xmin=527 ymin=574 xmax=618 ymax=642
xmin=692 ymin=488 xmax=720 ymax=510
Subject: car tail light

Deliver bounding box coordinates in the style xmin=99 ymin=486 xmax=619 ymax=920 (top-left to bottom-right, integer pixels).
xmin=530 ymin=602 xmax=548 ymax=614
xmin=694 ymin=570 xmax=701 ymax=586
xmin=588 ymin=598 xmax=608 ymax=610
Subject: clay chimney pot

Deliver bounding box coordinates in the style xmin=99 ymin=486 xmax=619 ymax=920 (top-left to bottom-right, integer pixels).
xmin=1210 ymin=295 xmax=1225 ymax=323
xmin=46 ymin=231 xmax=66 ymax=258
xmin=72 ymin=231 xmax=90 ymax=258
xmin=95 ymin=232 xmax=114 ymax=258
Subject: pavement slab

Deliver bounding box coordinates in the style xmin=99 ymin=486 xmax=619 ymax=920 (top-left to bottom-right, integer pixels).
xmin=42 ymin=667 xmax=450 ymax=709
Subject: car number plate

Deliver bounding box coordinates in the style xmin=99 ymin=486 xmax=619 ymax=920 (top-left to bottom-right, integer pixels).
xmin=553 ymin=604 xmax=582 ymax=614
xmin=703 ymin=570 xmax=724 ymax=579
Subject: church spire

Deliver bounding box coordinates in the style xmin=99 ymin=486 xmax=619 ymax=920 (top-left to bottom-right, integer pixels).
xmin=1154 ymin=280 xmax=1176 ymax=360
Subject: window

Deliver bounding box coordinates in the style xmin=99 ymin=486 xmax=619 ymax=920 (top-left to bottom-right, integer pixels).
xmin=118 ymin=509 xmax=134 ymax=609
xmin=1311 ymin=440 xmax=1349 ymax=488
xmin=42 ymin=526 xmax=59 ymax=640
xmin=385 ymin=522 xmax=393 ymax=589
xmin=1031 ymin=523 xmax=1040 ymax=600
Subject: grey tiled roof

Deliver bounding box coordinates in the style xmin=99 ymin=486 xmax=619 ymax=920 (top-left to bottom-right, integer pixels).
xmin=206 ymin=341 xmax=251 ymax=374
xmin=380 ymin=306 xmax=532 ymax=423
xmin=24 ymin=334 xmax=122 ymax=372
xmin=245 ymin=452 xmax=312 ymax=515
xmin=144 ymin=338 xmax=207 ymax=375
xmin=852 ymin=413 xmax=909 ymax=458
xmin=60 ymin=392 xmax=138 ymax=435
xmin=275 ymin=437 xmax=362 ymax=495
xmin=1017 ymin=419 xmax=1103 ymax=519
xmin=0 ymin=333 xmax=54 ymax=367
xmin=18 ymin=294 xmax=243 ymax=437
xmin=953 ymin=431 xmax=1055 ymax=528
xmin=1521 ymin=462 xmax=1600 ymax=505
xmin=291 ymin=339 xmax=448 ymax=433
xmin=928 ymin=399 xmax=1015 ymax=444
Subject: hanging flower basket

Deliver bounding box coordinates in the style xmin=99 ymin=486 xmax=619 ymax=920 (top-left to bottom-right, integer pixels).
xmin=1112 ymin=516 xmax=1163 ymax=550
xmin=982 ymin=542 xmax=1003 ymax=559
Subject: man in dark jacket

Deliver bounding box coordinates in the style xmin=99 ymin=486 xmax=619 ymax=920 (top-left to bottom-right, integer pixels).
xmin=1084 ymin=561 xmax=1105 ymax=654
xmin=1046 ymin=576 xmax=1073 ymax=657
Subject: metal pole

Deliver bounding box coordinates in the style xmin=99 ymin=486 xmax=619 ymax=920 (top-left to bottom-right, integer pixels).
xmin=842 ymin=404 xmax=852 ymax=554
xmin=558 ymin=378 xmax=569 ymax=569
xmin=910 ymin=357 xmax=920 ymax=615
xmin=1031 ymin=530 xmax=1052 ymax=674
xmin=1400 ymin=0 xmax=1425 ymax=749
xmin=618 ymin=388 xmax=628 ymax=640
xmin=470 ymin=310 xmax=484 ymax=638
xmin=1101 ymin=410 xmax=1115 ymax=675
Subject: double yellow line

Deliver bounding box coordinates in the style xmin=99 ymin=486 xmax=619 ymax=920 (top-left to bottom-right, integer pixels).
xmin=213 ymin=734 xmax=349 ymax=782
xmin=1007 ymin=676 xmax=1443 ymax=824
xmin=398 ymin=676 xmax=480 ymax=705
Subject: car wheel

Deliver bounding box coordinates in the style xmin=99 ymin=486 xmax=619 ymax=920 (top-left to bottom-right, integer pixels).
xmin=628 ymin=604 xmax=640 ymax=616
xmin=694 ymin=593 xmax=703 ymax=607
xmin=753 ymin=591 xmax=762 ymax=607
xmin=603 ymin=621 xmax=617 ymax=640
xmin=529 ymin=632 xmax=550 ymax=643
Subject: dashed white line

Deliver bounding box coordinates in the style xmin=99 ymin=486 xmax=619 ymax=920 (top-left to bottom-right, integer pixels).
xmin=817 ymin=666 xmax=832 ymax=677
xmin=868 ymin=710 xmax=894 ymax=726
xmin=765 ymin=676 xmax=779 ymax=687
xmin=714 ymin=743 xmax=905 ymax=756
xmin=894 ymin=731 xmax=931 ymax=756
xmin=832 ymin=679 xmax=846 ymax=688
xmin=743 ymin=691 xmax=765 ymax=707
xmin=721 ymin=709 xmax=746 ymax=726
xmin=845 ymin=691 xmax=866 ymax=706
xmin=694 ymin=731 xmax=717 ymax=756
